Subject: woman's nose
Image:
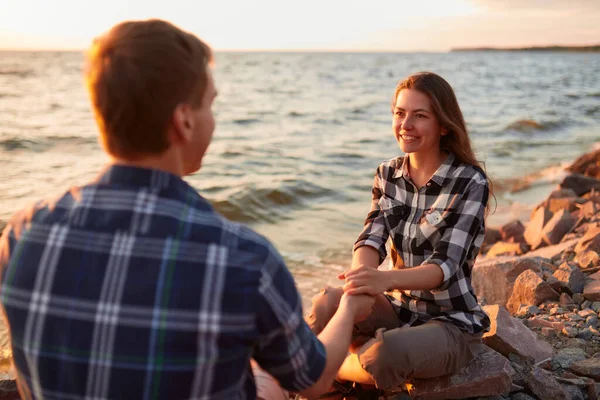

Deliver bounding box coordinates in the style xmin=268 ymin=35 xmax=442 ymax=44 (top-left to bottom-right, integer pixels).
xmin=401 ymin=115 xmax=413 ymax=130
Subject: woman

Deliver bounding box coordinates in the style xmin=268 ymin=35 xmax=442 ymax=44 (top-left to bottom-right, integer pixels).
xmin=307 ymin=71 xmax=491 ymax=397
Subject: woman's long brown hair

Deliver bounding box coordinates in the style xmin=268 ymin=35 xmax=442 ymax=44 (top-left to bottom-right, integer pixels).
xmin=392 ymin=71 xmax=495 ymax=214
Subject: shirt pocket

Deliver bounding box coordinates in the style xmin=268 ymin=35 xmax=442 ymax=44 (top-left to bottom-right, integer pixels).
xmin=378 ymin=196 xmax=409 ymax=236
xmin=415 ymin=207 xmax=453 ymax=247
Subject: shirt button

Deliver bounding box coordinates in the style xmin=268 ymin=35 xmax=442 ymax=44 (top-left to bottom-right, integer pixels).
xmin=426 ymin=182 xmax=431 ymax=187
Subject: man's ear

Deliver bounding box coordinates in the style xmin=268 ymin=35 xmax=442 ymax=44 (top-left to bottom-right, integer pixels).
xmin=171 ymin=104 xmax=194 ymax=144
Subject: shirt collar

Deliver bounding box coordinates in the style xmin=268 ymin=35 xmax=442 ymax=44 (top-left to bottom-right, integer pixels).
xmin=393 ymin=152 xmax=456 ymax=187
xmin=95 ymin=164 xmax=197 ymax=197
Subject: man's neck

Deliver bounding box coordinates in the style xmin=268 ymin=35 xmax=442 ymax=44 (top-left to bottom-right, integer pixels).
xmin=109 ymin=149 xmax=186 ymax=177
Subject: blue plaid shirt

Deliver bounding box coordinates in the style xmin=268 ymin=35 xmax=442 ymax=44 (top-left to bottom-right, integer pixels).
xmin=0 ymin=165 xmax=325 ymax=400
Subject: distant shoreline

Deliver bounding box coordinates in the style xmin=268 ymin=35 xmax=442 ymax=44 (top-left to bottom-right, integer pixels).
xmin=451 ymin=45 xmax=600 ymax=53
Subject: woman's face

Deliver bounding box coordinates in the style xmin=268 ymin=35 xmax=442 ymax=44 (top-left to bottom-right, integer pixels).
xmin=392 ymin=89 xmax=444 ymax=156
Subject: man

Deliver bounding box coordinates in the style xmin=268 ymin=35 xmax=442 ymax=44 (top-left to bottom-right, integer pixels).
xmin=0 ymin=19 xmax=373 ymax=400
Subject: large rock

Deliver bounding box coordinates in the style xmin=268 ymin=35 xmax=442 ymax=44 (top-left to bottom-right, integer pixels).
xmin=547 ymin=197 xmax=578 ymax=214
xmin=486 ymin=241 xmax=528 ymax=258
xmin=472 ymin=257 xmax=543 ymax=307
xmin=575 ymin=250 xmax=600 ymax=269
xmin=577 ymin=225 xmax=600 ymax=250
xmin=525 ymin=367 xmax=570 ymax=400
xmin=482 ymin=227 xmax=502 ymax=253
xmin=560 ymin=174 xmax=600 ymax=196
xmin=409 ymin=347 xmax=514 ymax=399
xmin=524 ymin=207 xmax=553 ymax=249
xmin=584 ymin=281 xmax=600 ymax=302
xmin=569 ymin=355 xmax=600 ymax=381
xmin=506 ymin=270 xmax=559 ymax=314
xmin=541 ymin=209 xmax=577 ymax=246
xmin=579 ymin=201 xmax=600 ymax=219
xmin=525 ymin=238 xmax=578 ymax=262
xmin=553 ymin=262 xmax=587 ymax=295
xmin=482 ymin=305 xmax=553 ymax=363
xmin=567 ymin=148 xmax=600 ymax=178
xmin=500 ymin=220 xmax=526 ymax=243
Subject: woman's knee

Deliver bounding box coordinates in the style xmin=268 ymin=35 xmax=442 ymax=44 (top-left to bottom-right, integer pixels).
xmin=305 ymin=286 xmax=344 ymax=334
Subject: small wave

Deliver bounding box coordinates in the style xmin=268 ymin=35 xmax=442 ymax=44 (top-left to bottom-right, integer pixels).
xmin=0 ymin=69 xmax=34 ymax=78
xmin=326 ymin=152 xmax=365 ymax=160
xmin=0 ymin=93 xmax=19 ymax=99
xmin=585 ymin=106 xmax=600 ymax=116
xmin=288 ymin=111 xmax=304 ymax=118
xmin=504 ymin=119 xmax=560 ymax=133
xmin=0 ymin=136 xmax=95 ymax=152
xmin=0 ymin=138 xmax=43 ymax=151
xmin=588 ymin=92 xmax=600 ymax=98
xmin=314 ymin=118 xmax=343 ymax=125
xmin=210 ymin=180 xmax=332 ymax=223
xmin=232 ymin=118 xmax=261 ymax=125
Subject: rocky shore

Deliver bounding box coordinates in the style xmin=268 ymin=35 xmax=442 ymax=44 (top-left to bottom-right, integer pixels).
xmin=1 ymin=148 xmax=600 ymax=399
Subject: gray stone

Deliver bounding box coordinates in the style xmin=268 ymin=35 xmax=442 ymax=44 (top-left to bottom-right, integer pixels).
xmin=554 ymin=347 xmax=587 ymax=369
xmin=577 ymin=327 xmax=594 ymax=340
xmin=573 ymin=293 xmax=586 ymax=304
xmin=564 ymin=385 xmax=585 ymax=400
xmin=586 ymin=315 xmax=599 ymax=328
xmin=511 ymin=394 xmax=536 ymax=400
xmin=563 ymin=327 xmax=579 ymax=338
xmin=409 ymin=347 xmax=514 ymax=399
xmin=525 ymin=367 xmax=570 ymax=400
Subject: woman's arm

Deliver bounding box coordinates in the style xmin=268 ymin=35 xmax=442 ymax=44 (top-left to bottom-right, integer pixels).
xmin=353 ymin=165 xmax=390 ymax=266
xmin=342 ymin=176 xmax=489 ymax=295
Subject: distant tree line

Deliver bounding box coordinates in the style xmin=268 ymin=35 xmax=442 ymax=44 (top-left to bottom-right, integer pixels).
xmin=451 ymin=45 xmax=600 ymax=53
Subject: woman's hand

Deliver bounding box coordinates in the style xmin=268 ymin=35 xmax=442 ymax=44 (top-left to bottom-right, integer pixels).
xmin=338 ymin=266 xmax=390 ymax=296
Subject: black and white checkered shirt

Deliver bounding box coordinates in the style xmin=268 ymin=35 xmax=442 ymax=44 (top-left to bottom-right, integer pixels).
xmin=354 ymin=153 xmax=490 ymax=335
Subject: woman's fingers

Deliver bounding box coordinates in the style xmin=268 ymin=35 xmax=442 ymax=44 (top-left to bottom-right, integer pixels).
xmin=345 ymin=286 xmax=374 ymax=296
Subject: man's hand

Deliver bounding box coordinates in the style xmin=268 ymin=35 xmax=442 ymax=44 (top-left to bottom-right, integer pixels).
xmin=338 ymin=266 xmax=390 ymax=296
xmin=339 ymin=292 xmax=375 ymax=323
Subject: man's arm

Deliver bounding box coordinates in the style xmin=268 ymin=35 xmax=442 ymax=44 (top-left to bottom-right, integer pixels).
xmin=254 ymin=244 xmax=374 ymax=399
xmin=298 ymin=294 xmax=372 ymax=399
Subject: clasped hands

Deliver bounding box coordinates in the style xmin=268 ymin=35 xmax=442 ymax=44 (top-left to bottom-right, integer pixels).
xmin=338 ymin=266 xmax=391 ymax=322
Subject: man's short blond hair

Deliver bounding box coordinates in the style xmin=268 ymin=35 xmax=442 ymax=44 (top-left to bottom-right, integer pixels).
xmin=85 ymin=19 xmax=213 ymax=159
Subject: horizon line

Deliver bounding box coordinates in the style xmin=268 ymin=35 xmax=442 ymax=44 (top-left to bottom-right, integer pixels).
xmin=1 ymin=42 xmax=599 ymax=53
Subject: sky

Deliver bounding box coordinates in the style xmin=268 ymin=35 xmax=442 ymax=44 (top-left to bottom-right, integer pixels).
xmin=0 ymin=0 xmax=599 ymax=51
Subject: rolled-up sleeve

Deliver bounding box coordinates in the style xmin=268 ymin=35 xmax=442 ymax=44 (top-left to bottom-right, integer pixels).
xmin=254 ymin=245 xmax=326 ymax=392
xmin=424 ymin=177 xmax=488 ymax=292
xmin=353 ymin=166 xmax=390 ymax=264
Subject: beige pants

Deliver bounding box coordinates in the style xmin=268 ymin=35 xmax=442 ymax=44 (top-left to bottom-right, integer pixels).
xmin=306 ymin=286 xmax=483 ymax=391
